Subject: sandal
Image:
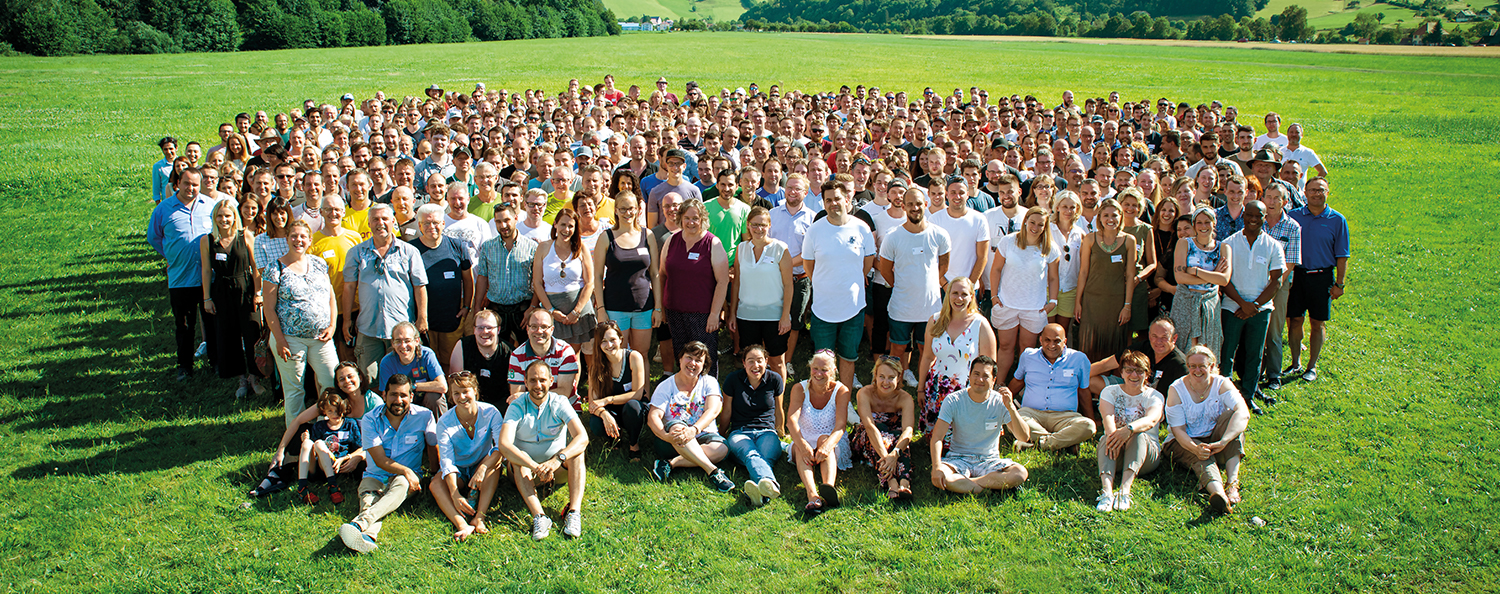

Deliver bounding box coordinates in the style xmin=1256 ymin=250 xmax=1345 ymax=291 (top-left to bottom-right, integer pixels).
xmin=894 ymin=487 xmax=914 ymax=502
xmin=803 ymin=498 xmax=825 ymax=518
xmin=1226 ymin=480 xmax=1242 ymax=504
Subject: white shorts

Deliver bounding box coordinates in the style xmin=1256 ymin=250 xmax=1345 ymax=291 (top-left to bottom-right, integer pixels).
xmin=991 ymin=305 xmax=1048 ymax=333
xmin=941 ymin=454 xmax=1014 ymax=478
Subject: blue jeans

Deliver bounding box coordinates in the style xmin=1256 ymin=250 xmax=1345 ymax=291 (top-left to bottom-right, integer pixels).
xmin=726 ymin=428 xmax=782 ymax=484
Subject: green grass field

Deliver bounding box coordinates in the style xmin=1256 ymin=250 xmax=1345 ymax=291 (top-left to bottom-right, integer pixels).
xmin=2 ymin=32 xmax=1499 ymax=592
xmin=606 ymin=0 xmax=746 ymax=22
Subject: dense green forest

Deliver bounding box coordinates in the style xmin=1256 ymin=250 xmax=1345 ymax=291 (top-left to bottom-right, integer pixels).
xmin=0 ymin=0 xmax=619 ymax=56
xmin=740 ymin=0 xmax=1270 ymax=35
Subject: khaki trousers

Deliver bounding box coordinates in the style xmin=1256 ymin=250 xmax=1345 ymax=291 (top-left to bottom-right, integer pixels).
xmin=1018 ymin=407 xmax=1097 ymax=451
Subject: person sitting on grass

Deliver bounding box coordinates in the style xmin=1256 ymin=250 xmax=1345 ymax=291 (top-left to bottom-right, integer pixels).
xmin=851 ymin=355 xmax=916 ymax=501
xmin=337 ymin=374 xmax=438 ymax=554
xmin=255 ymin=362 xmax=378 ymax=500
xmin=1164 ymin=345 xmax=1251 ymax=515
xmin=1008 ymin=323 xmax=1096 ymax=455
xmin=787 ymin=349 xmax=853 ymax=517
xmin=719 ymin=345 xmax=787 ymax=508
xmin=930 ymin=356 xmax=1030 ymax=495
xmin=645 ymin=341 xmax=736 ymax=493
xmin=1095 ymin=350 xmax=1166 ymax=513
xmin=248 ymin=388 xmax=364 ymax=503
xmin=497 ymin=361 xmax=590 ymax=540
xmin=431 ymin=371 xmax=506 ymax=542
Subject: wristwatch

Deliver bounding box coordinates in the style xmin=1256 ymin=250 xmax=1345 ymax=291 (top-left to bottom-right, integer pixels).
xmin=1333 ymin=282 xmax=1345 ymax=288
xmin=555 ymin=451 xmax=569 ymax=463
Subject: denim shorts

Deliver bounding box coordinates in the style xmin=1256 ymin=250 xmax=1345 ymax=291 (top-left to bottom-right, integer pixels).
xmin=606 ymin=309 xmax=654 ymax=331
xmin=810 ymin=308 xmax=865 ymax=361
xmin=888 ymin=319 xmax=927 ymax=346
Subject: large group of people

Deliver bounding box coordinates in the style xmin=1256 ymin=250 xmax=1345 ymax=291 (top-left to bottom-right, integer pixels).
xmin=146 ymin=77 xmax=1350 ymax=551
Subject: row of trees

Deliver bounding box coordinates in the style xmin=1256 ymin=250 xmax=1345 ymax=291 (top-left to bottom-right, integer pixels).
xmin=739 ymin=0 xmax=1275 ymax=33
xmin=0 ymin=0 xmax=620 ymax=56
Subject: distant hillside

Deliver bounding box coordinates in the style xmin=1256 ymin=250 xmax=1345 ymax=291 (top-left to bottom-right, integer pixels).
xmin=605 ymin=0 xmax=746 ymax=21
xmin=742 ymin=0 xmax=1268 ymax=31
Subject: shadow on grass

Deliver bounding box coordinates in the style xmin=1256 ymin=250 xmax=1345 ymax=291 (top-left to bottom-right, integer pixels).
xmin=11 ymin=416 xmax=273 ymax=478
xmin=0 ymin=231 xmax=254 ymax=432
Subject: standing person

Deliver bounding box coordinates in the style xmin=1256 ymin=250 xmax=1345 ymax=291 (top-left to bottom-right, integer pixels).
xmin=447 ymin=309 xmax=512 ymax=407
xmin=1164 ymin=346 xmax=1250 ymax=514
xmin=263 ymin=221 xmax=339 ymax=425
xmin=1049 ymin=191 xmax=1086 ymax=330
xmin=199 ymin=199 xmax=263 ymax=396
xmin=342 ymin=204 xmax=430 ymax=378
xmin=1074 ymin=198 xmax=1137 ymax=362
xmin=729 ymin=206 xmax=795 ymax=381
xmin=1150 ymin=200 xmax=1182 ymax=316
xmin=336 ymin=375 xmax=438 ymax=554
xmin=516 ymin=189 xmax=554 ymax=242
xmin=929 ymin=356 xmax=1030 ymax=495
xmin=649 ymin=191 xmax=685 ymax=373
xmin=1093 ymin=350 xmax=1165 ymax=512
xmin=646 ymin=148 xmax=702 ymax=228
xmin=645 ymin=341 xmax=736 ymax=492
xmin=254 ymin=197 xmax=293 ymax=274
xmin=411 ymin=204 xmax=474 ymax=365
xmin=929 ymin=177 xmax=990 ymax=287
xmin=152 ymin=136 xmax=177 ymax=204
xmin=498 ymin=362 xmax=590 ymax=540
xmin=1117 ymin=189 xmax=1158 ymax=338
xmin=915 ymin=278 xmax=997 ymax=433
xmin=1258 ymin=185 xmax=1301 ymax=390
xmin=877 ymin=188 xmax=951 ymax=389
xmin=430 ymin=373 xmax=505 ymax=542
xmin=852 ymin=355 xmax=916 ymax=500
xmin=769 ymin=174 xmax=817 ymax=378
xmin=1220 ymin=201 xmax=1284 ymax=414
xmin=802 ymin=182 xmax=876 ymax=389
xmin=1170 ymin=207 xmax=1232 ymax=353
xmin=1285 ymin=178 xmax=1348 ymax=383
xmin=719 ymin=345 xmax=787 ymax=508
xmin=147 ymin=168 xmax=216 ymax=381
xmin=474 ymin=204 xmax=539 ymax=349
xmin=786 ymin=350 xmax=852 ymax=517
xmin=706 ymin=167 xmax=752 ymax=265
xmin=310 ymin=195 xmax=363 ymax=361
xmin=585 ymin=322 xmax=649 ymax=459
xmin=1280 ymin=124 xmax=1328 ymax=189
xmin=659 ymin=199 xmax=731 ymax=377
xmin=592 ymin=192 xmax=661 ymax=354
xmin=1008 ymin=324 xmax=1095 ymax=454
xmin=989 ymin=206 xmax=1060 ymax=378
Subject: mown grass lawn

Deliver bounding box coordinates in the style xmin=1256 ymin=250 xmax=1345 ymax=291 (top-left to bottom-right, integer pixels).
xmin=0 ymin=32 xmax=1497 ymax=593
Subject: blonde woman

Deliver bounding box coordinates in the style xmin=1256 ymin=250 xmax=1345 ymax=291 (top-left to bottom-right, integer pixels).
xmin=1048 ymin=191 xmax=1086 ymax=328
xmin=592 ymin=192 xmax=661 ymax=353
xmin=1164 ymin=345 xmax=1250 ymax=514
xmin=1075 ymin=198 xmax=1137 ymax=362
xmin=787 ymin=349 xmax=852 ymax=517
xmin=916 ymin=277 xmax=996 ymax=433
xmin=200 ymin=199 xmax=262 ymax=395
xmin=989 ymin=206 xmax=1060 ymax=379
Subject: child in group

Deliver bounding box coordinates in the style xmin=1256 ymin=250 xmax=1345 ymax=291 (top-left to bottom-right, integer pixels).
xmin=249 ymin=389 xmax=363 ymax=504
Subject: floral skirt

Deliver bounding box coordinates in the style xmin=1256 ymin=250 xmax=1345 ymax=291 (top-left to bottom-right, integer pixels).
xmin=849 ymin=410 xmax=913 ymax=485
xmin=919 ymin=373 xmax=965 ymax=434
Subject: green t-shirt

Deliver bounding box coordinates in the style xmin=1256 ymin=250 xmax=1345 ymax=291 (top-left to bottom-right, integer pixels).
xmin=705 ymin=198 xmax=751 ymax=266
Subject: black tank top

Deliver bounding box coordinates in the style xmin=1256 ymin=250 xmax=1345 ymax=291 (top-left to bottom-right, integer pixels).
xmin=602 ymin=229 xmax=653 ymax=312
xmin=460 ymin=335 xmax=512 ymax=411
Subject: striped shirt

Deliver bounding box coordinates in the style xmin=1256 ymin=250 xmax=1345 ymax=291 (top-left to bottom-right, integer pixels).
xmin=1264 ymin=214 xmax=1302 ymax=269
xmin=508 ymin=338 xmax=579 ymax=403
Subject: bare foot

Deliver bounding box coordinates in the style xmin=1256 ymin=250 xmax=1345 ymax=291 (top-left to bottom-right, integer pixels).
xmin=471 ymin=516 xmax=489 ymax=535
xmin=1226 ymin=481 xmax=1242 ymax=504
xmin=454 ymin=523 xmax=476 ymax=542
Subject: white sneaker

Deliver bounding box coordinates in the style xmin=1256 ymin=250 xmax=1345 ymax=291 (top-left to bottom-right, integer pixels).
xmin=1114 ymin=492 xmax=1133 ymax=511
xmin=562 ymin=510 xmax=582 ymax=538
xmin=903 ymin=369 xmax=919 ymax=388
xmin=758 ymin=478 xmax=781 ymax=499
xmin=1096 ymin=492 xmax=1115 ymax=512
xmin=531 ymin=514 xmax=552 ymax=540
xmin=339 ymin=522 xmax=378 ymax=553
xmin=852 ymin=376 xmax=864 ymax=389
xmin=743 ymin=480 xmax=764 ymax=507
xmin=195 ymin=341 xmax=208 ymax=358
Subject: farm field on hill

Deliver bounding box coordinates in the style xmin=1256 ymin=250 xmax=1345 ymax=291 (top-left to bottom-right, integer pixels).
xmin=0 ymin=32 xmax=1497 ymax=592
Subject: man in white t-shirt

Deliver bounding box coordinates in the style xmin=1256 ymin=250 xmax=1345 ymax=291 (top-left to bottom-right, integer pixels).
xmin=930 ymin=176 xmax=991 ymax=290
xmin=802 ymin=182 xmax=876 ymax=389
xmin=981 ymin=173 xmax=1023 ymax=304
xmin=877 ymin=188 xmax=951 ymax=387
xmin=516 ymin=188 xmax=553 ymax=243
xmin=442 ymin=182 xmax=496 ymax=261
xmin=1252 ymin=112 xmax=1287 ymax=151
xmin=1281 ymin=124 xmax=1328 ymax=190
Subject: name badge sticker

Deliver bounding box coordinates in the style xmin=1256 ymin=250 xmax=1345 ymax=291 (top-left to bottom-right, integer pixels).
xmin=404 ymin=434 xmax=419 ymax=445
xmin=985 ymin=422 xmax=999 ymax=431
xmin=1063 ymin=369 xmax=1075 ymax=378
xmin=322 ymin=249 xmax=336 ymax=259
xmin=687 ymin=251 xmax=701 ymax=261
xmin=443 ymin=271 xmax=456 ymax=279
xmin=1255 ymin=256 xmax=1268 ymax=264
xmin=215 ymin=252 xmax=228 ymax=261
xmin=912 ymin=247 xmax=923 ymax=255
xmin=1111 ymin=255 xmax=1123 ymax=263
xmin=479 ymin=369 xmax=491 ymax=377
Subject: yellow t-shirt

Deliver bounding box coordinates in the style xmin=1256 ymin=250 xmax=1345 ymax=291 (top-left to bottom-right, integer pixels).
xmin=310 ymin=227 xmax=363 ymax=313
xmin=343 ymin=207 xmax=371 ymax=241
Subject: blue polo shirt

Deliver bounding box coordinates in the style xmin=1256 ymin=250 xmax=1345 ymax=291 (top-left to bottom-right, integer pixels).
xmin=360 ymin=404 xmax=438 ymax=482
xmin=145 ymin=192 xmax=215 ymax=289
xmin=1289 ymin=205 xmax=1349 ymax=270
xmin=1013 ymin=347 xmax=1091 ymax=412
xmin=377 ymin=346 xmax=445 ymax=391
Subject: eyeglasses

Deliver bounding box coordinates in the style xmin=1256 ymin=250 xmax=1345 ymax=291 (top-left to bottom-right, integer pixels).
xmin=447 ymin=370 xmax=474 ymax=380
